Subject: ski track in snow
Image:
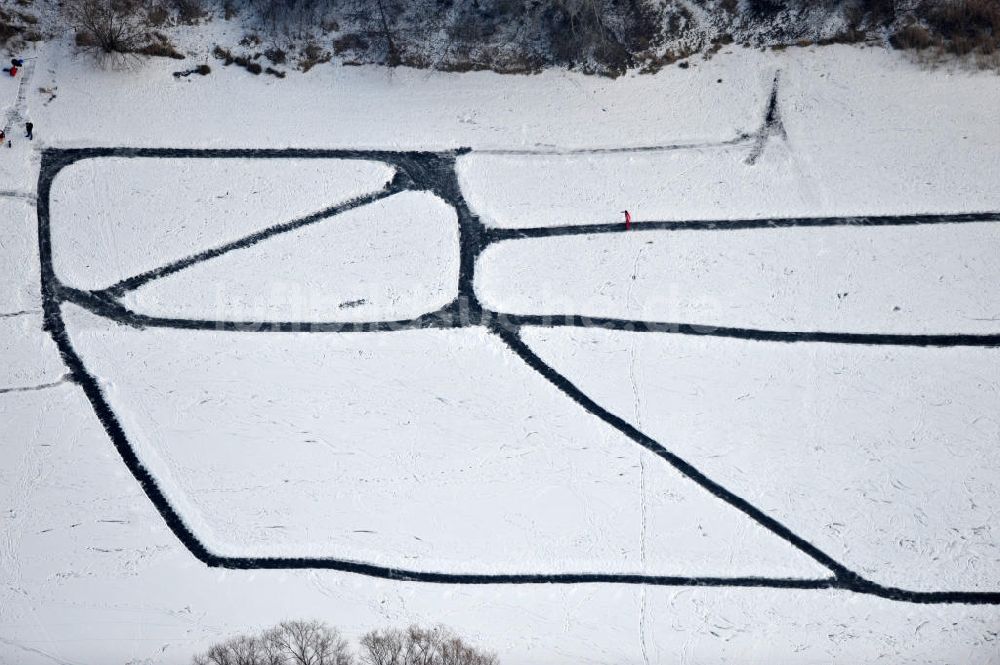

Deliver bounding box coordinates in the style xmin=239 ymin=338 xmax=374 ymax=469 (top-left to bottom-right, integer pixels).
xmin=0 ymin=374 xmax=70 ymax=394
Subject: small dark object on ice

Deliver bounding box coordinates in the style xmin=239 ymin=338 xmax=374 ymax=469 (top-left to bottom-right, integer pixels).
xmin=173 ymin=64 xmax=211 ymax=78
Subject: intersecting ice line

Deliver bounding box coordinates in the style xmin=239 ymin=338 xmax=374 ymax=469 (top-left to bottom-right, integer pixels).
xmin=98 ymin=181 xmax=405 ymax=298
xmin=55 ymin=287 xmax=1000 ymax=347
xmin=491 ymin=324 xmax=1000 ymax=605
xmin=60 ymin=176 xmax=1000 ymax=346
xmin=35 ymin=144 xmax=1000 ymax=605
xmin=472 ymin=133 xmax=754 ymax=156
xmin=486 ymin=211 xmax=1000 ymax=241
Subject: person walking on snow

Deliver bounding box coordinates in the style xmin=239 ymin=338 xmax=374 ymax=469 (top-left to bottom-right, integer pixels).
xmin=25 ymin=122 xmax=33 ymax=140
xmin=622 ymin=210 xmax=632 ymax=230
xmin=2 ymin=65 xmax=17 ymax=77
xmin=11 ymin=58 xmax=24 ymax=67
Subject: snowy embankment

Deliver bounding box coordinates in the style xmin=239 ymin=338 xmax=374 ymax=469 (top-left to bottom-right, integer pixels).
xmin=2 ymin=37 xmax=1000 ymax=665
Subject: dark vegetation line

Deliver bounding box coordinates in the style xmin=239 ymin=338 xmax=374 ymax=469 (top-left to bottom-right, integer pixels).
xmin=52 ymin=0 xmax=1000 ymax=80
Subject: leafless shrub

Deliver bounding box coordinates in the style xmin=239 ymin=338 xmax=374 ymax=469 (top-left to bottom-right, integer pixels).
xmin=173 ymin=62 xmax=211 ymax=76
xmin=264 ymin=46 xmax=286 ymax=63
xmin=890 ymin=22 xmax=934 ymax=49
xmin=0 ymin=7 xmax=24 ymax=46
xmin=744 ymin=0 xmax=786 ymax=19
xmin=298 ymin=40 xmax=330 ymax=71
xmin=193 ymin=620 xmax=354 ymax=665
xmin=920 ymin=0 xmax=1000 ymax=54
xmin=854 ymin=0 xmax=898 ymax=25
xmin=212 ymin=44 xmax=262 ymax=72
xmin=269 ymin=620 xmax=353 ymax=665
xmin=332 ymin=32 xmax=367 ymax=55
xmin=359 ymin=625 xmax=498 ymax=665
xmin=137 ymin=33 xmax=185 ymax=57
xmin=211 ymin=43 xmax=232 ymax=60
xmin=147 ymin=3 xmax=169 ymax=26
xmin=238 ymin=55 xmax=262 ymax=72
xmin=174 ymin=0 xmax=206 ymax=24
xmin=816 ymin=27 xmax=867 ymax=45
xmin=3 ymin=4 xmax=35 ymax=41
xmin=0 ymin=26 xmax=21 ymax=46
xmin=64 ymin=0 xmax=149 ymax=61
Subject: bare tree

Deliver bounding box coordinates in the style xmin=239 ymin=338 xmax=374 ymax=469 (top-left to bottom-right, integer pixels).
xmin=359 ymin=627 xmax=404 ymax=665
xmin=64 ymin=0 xmax=149 ymax=61
xmin=266 ymin=620 xmax=354 ymax=665
xmin=193 ymin=620 xmax=355 ymax=665
xmin=194 ymin=634 xmax=269 ymax=665
xmin=373 ymin=0 xmax=399 ymax=65
xmin=359 ymin=625 xmax=497 ymax=665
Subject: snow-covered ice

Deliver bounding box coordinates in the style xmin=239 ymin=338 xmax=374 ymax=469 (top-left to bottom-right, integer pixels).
xmin=50 ymin=156 xmax=395 ymax=290
xmin=121 ymin=191 xmax=459 ymax=322
xmin=63 ymin=303 xmax=825 ymax=576
xmin=476 ymin=222 xmax=1000 ymax=334
xmin=0 ymin=199 xmax=39 ymax=313
xmin=2 ymin=36 xmax=1000 ymax=665
xmin=522 ymin=326 xmax=1000 ymax=591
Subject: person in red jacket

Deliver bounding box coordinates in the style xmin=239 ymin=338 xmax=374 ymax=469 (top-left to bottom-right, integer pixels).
xmin=3 ymin=65 xmax=17 ymax=77
xmin=622 ymin=209 xmax=631 ymax=230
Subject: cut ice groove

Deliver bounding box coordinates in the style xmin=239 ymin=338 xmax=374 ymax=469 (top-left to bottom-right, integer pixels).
xmin=36 ymin=146 xmax=1000 ymax=604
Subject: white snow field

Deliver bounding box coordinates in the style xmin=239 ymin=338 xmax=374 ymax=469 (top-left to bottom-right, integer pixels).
xmin=120 ymin=191 xmax=460 ymax=322
xmin=476 ymin=223 xmax=1000 ymax=334
xmin=50 ymin=156 xmax=396 ymax=291
xmin=521 ymin=327 xmax=1000 ymax=592
xmin=62 ymin=304 xmax=824 ymax=576
xmin=2 ymin=38 xmax=1000 ymax=665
